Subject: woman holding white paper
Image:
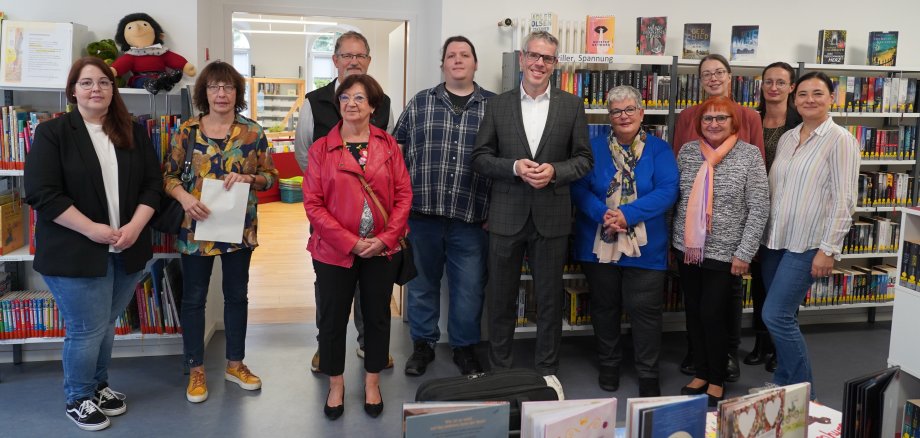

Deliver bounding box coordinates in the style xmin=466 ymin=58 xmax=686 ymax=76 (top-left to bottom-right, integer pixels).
xmin=163 ymin=60 xmax=278 ymax=404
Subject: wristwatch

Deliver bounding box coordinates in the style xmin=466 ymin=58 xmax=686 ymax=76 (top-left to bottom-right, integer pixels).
xmin=822 ymin=249 xmax=841 ymax=261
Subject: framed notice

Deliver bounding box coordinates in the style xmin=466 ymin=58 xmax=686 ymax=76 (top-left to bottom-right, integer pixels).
xmin=1 ymin=20 xmax=88 ymax=88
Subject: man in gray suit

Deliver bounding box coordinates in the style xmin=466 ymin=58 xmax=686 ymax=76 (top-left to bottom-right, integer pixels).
xmin=472 ymin=31 xmax=593 ymax=376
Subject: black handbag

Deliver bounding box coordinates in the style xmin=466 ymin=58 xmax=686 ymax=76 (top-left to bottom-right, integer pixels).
xmin=357 ymin=174 xmax=417 ymax=286
xmin=150 ymin=127 xmax=197 ymax=234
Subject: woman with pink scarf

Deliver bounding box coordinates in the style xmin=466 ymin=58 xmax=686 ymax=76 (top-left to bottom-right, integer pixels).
xmin=672 ymin=95 xmax=769 ymax=406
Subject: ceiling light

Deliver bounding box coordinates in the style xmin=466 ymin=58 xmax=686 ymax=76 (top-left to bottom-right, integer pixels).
xmin=238 ymin=30 xmax=334 ymax=36
xmin=232 ymin=17 xmax=337 ymax=26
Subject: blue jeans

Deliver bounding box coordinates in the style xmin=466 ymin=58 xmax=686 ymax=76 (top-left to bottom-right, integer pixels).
xmin=43 ymin=254 xmax=144 ymax=404
xmin=180 ymin=249 xmax=252 ymax=367
xmin=406 ymin=216 xmax=488 ymax=347
xmin=760 ymin=246 xmax=818 ymax=399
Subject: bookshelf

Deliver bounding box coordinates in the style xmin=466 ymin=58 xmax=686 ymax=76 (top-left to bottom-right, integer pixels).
xmin=246 ymin=78 xmax=305 ymax=138
xmin=0 ymin=84 xmax=216 ymax=374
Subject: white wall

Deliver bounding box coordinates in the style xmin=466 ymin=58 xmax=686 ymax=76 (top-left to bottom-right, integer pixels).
xmin=442 ymin=0 xmax=920 ymax=93
xmin=247 ymin=32 xmax=306 ymax=78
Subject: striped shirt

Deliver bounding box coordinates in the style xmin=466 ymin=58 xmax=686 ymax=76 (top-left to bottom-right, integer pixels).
xmin=394 ymin=82 xmax=496 ymax=223
xmin=763 ymin=116 xmax=860 ymax=255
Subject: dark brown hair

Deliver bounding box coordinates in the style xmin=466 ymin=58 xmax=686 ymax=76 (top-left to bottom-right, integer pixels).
xmin=694 ymin=95 xmax=741 ymax=139
xmin=193 ymin=61 xmax=247 ymax=115
xmin=335 ymin=74 xmax=384 ymax=114
xmin=441 ymin=35 xmax=477 ymax=64
xmin=698 ymin=54 xmax=731 ymax=76
xmin=65 ymin=57 xmax=134 ymax=149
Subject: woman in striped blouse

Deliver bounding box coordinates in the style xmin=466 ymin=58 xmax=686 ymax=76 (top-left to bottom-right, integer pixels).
xmin=760 ymin=71 xmax=860 ymax=399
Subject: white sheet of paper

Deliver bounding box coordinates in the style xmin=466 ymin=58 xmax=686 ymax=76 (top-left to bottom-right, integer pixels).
xmin=193 ymin=178 xmax=250 ymax=244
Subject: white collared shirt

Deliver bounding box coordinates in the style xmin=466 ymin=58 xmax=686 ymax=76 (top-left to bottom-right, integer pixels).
xmin=520 ymin=82 xmax=551 ymax=158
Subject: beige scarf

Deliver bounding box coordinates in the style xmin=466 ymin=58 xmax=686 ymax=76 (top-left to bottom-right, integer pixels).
xmin=593 ymin=130 xmax=648 ymax=263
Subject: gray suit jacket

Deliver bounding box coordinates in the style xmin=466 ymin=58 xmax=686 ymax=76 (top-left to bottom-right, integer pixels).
xmin=472 ymin=88 xmax=593 ymax=237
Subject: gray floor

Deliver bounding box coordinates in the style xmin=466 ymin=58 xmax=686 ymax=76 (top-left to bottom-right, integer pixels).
xmin=0 ymin=320 xmax=892 ymax=437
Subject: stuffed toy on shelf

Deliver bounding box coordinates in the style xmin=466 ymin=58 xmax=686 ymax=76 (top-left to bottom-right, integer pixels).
xmin=86 ymin=39 xmax=126 ymax=87
xmin=110 ymin=12 xmax=196 ymax=94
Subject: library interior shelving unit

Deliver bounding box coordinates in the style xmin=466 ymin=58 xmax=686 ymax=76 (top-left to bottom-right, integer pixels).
xmin=500 ymin=50 xmax=920 ymax=336
xmin=246 ymin=77 xmax=305 ymax=139
xmin=0 ymin=85 xmax=223 ymax=379
xmin=884 ymin=206 xmax=920 ymax=436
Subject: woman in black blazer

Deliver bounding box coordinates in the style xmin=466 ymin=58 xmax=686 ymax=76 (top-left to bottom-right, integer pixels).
xmin=23 ymin=57 xmax=162 ymax=432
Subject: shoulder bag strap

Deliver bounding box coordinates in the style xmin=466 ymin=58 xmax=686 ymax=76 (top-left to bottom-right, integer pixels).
xmin=357 ymin=174 xmax=389 ymax=226
xmin=179 ymin=127 xmax=198 ymax=190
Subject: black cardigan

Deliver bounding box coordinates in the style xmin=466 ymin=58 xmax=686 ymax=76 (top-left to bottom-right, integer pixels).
xmin=24 ymin=110 xmax=163 ymax=277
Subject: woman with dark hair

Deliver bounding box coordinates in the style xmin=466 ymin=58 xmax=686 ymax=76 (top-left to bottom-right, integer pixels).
xmin=745 ymin=62 xmax=802 ymax=371
xmin=672 ymin=54 xmax=766 ymax=380
xmin=164 ymin=61 xmax=277 ymax=404
xmin=304 ymin=73 xmax=411 ymax=420
xmin=672 ymin=96 xmax=768 ymax=406
xmin=761 ymin=72 xmax=859 ymax=399
xmin=24 ymin=56 xmax=163 ymax=431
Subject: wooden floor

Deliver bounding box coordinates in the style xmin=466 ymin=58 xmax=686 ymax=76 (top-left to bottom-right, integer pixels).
xmin=247 ymin=201 xmax=402 ymax=324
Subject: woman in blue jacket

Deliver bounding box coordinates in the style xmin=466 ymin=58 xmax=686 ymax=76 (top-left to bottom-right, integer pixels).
xmin=572 ymin=85 xmax=679 ymax=398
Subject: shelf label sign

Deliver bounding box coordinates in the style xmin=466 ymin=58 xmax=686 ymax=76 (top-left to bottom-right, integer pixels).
xmin=557 ymin=53 xmax=621 ymax=64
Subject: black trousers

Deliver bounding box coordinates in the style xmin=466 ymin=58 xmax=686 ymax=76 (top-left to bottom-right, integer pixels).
xmin=582 ymin=263 xmax=665 ymax=378
xmin=487 ymin=216 xmax=567 ymax=376
xmin=678 ymin=259 xmax=739 ymax=386
xmin=313 ymin=253 xmax=401 ymax=376
xmin=750 ymin=259 xmax=767 ymax=333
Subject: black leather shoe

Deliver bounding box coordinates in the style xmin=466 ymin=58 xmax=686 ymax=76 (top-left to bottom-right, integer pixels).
xmin=638 ymin=378 xmax=661 ymax=397
xmin=405 ymin=341 xmax=435 ymax=376
xmin=364 ymin=387 xmax=384 ymax=418
xmin=765 ymin=353 xmax=777 ymax=373
xmin=452 ymin=346 xmax=483 ymax=375
xmin=598 ymin=366 xmax=619 ymax=392
xmin=726 ymin=353 xmax=741 ymax=383
xmin=743 ymin=333 xmax=766 ymax=365
xmin=680 ymin=382 xmax=708 ymax=395
xmin=323 ymin=390 xmax=344 ymax=421
xmin=680 ymin=351 xmax=696 ymax=376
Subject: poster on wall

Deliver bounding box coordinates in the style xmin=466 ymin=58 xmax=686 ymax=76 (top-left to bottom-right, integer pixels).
xmin=0 ymin=21 xmax=88 ymax=88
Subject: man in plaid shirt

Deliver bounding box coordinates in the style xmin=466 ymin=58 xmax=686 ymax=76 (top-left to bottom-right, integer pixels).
xmin=393 ymin=36 xmax=495 ymax=376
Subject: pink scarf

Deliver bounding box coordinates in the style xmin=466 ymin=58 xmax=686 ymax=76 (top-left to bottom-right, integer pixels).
xmin=683 ymin=134 xmax=738 ymax=264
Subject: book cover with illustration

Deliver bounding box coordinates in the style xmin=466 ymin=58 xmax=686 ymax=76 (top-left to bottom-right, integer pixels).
xmin=682 ymin=23 xmax=711 ymax=59
xmin=718 ymin=387 xmax=785 ymax=438
xmin=530 ymin=12 xmax=558 ymax=36
xmin=868 ymin=31 xmax=898 ymax=66
xmin=403 ymin=401 xmax=509 ymax=438
xmin=521 ymin=398 xmax=616 ymax=438
xmin=816 ymin=29 xmax=846 ymax=64
xmin=730 ymin=25 xmax=759 ymax=61
xmin=624 ymin=394 xmax=707 ymax=438
xmin=586 ymin=16 xmax=615 ymax=55
xmin=636 ymin=17 xmax=667 ymax=56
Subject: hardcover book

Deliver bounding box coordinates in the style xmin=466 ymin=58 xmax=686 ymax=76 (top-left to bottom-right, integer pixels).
xmin=718 ymin=387 xmax=785 ymax=438
xmin=586 ymin=16 xmax=615 ymax=55
xmin=624 ymin=395 xmax=707 ymax=438
xmin=403 ymin=401 xmax=510 ymax=438
xmin=816 ymin=29 xmax=846 ymax=64
xmin=521 ymin=398 xmax=616 ymax=438
xmin=636 ymin=17 xmax=667 ymax=56
xmin=530 ymin=12 xmax=558 ymax=36
xmin=867 ymin=31 xmax=898 ymax=66
xmin=730 ymin=25 xmax=759 ymax=61
xmin=682 ymin=23 xmax=711 ymax=60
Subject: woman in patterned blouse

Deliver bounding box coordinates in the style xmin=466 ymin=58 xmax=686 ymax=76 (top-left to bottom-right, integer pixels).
xmin=163 ymin=61 xmax=278 ymax=404
xmin=303 ymin=74 xmax=412 ymax=420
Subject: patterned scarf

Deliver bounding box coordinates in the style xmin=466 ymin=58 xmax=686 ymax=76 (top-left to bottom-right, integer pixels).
xmin=683 ymin=134 xmax=738 ymax=264
xmin=593 ymin=130 xmax=648 ymax=262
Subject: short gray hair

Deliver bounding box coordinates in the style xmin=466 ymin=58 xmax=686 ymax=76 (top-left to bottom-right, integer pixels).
xmin=521 ymin=31 xmax=559 ymax=54
xmin=607 ymin=85 xmax=644 ymax=109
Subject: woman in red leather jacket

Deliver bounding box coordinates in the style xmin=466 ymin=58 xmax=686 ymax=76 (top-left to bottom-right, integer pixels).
xmin=302 ymin=74 xmax=411 ymax=420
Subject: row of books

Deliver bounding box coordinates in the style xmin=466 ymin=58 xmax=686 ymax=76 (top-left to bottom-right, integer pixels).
xmin=404 ymin=382 xmax=820 ymax=437
xmin=845 ymin=124 xmax=916 ymax=160
xmin=0 ymin=106 xmax=56 ymax=170
xmin=857 ymin=172 xmax=913 ymax=208
xmin=549 ymin=68 xmax=671 ymax=110
xmin=843 ymin=215 xmax=901 ymax=254
xmin=899 ymin=240 xmax=920 ymax=291
xmin=831 ymin=75 xmax=917 ymax=113
xmin=808 ymin=265 xmax=897 ymax=307
xmin=587 ymin=124 xmax=668 ymax=144
xmin=0 ymin=258 xmax=183 ymax=340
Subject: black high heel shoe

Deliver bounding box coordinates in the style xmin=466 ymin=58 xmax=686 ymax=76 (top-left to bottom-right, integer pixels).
xmin=364 ymin=386 xmax=384 ymax=418
xmin=680 ymin=382 xmax=709 ymax=395
xmin=324 ymin=389 xmax=344 ymax=420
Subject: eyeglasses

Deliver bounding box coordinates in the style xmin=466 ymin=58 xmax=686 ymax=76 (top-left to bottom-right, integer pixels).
xmin=609 ymin=106 xmax=639 ymax=118
xmin=763 ymin=80 xmax=789 ymax=88
xmin=337 ymin=53 xmax=370 ymax=61
xmin=523 ymin=51 xmax=558 ymax=65
xmin=338 ymin=94 xmax=367 ymax=105
xmin=701 ymin=69 xmax=728 ymax=82
xmin=702 ymin=115 xmax=732 ymax=124
xmin=206 ymin=84 xmax=236 ymax=94
xmin=76 ymin=79 xmax=113 ymax=90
